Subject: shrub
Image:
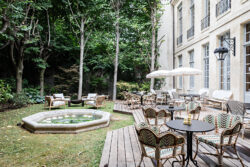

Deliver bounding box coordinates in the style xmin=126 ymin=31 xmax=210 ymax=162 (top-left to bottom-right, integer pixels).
xmin=23 ymin=88 xmax=44 ymax=104
xmin=0 ymin=80 xmax=13 ymax=104
xmin=9 ymin=92 xmax=30 ymax=108
xmin=89 ymin=76 xmax=108 ymax=93
xmin=116 ymin=81 xmax=150 ymax=99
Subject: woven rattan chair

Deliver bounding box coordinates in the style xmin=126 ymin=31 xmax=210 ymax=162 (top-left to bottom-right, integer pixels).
xmin=130 ymin=94 xmax=141 ymax=109
xmin=143 ymin=94 xmax=156 ymax=106
xmin=226 ymin=100 xmax=250 ymax=138
xmin=44 ymin=96 xmax=66 ymax=110
xmin=135 ymin=122 xmax=185 ymax=167
xmin=86 ymin=95 xmax=105 ymax=109
xmin=175 ymin=101 xmax=201 ymax=120
xmin=194 ymin=113 xmax=244 ymax=167
xmin=142 ymin=107 xmax=171 ymax=129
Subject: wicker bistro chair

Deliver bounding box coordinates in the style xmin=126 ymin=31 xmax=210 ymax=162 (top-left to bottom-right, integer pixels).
xmin=194 ymin=113 xmax=244 ymax=167
xmin=142 ymin=107 xmax=171 ymax=130
xmin=175 ymin=101 xmax=201 ymax=120
xmin=44 ymin=96 xmax=66 ymax=110
xmin=135 ymin=123 xmax=185 ymax=167
xmin=226 ymin=100 xmax=250 ymax=138
xmin=143 ymin=94 xmax=156 ymax=106
xmin=171 ymin=92 xmax=185 ymax=106
xmin=129 ymin=94 xmax=141 ymax=109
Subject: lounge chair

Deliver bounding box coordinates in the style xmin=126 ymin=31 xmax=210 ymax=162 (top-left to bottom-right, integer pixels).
xmin=53 ymin=93 xmax=71 ymax=102
xmin=207 ymin=90 xmax=233 ymax=110
xmin=82 ymin=93 xmax=97 ymax=101
xmin=86 ymin=95 xmax=105 ymax=109
xmin=44 ymin=96 xmax=66 ymax=110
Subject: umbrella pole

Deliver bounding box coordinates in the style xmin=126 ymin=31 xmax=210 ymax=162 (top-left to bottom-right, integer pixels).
xmin=182 ymin=75 xmax=184 ymax=93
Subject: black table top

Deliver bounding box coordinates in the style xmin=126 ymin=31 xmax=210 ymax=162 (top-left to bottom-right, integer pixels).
xmin=70 ymin=99 xmax=83 ymax=102
xmin=166 ymin=120 xmax=215 ymax=133
xmin=179 ymin=93 xmax=200 ymax=97
xmin=157 ymin=105 xmax=185 ymax=111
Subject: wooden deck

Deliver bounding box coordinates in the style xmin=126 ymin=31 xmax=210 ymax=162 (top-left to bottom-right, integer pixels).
xmin=100 ymin=102 xmax=250 ymax=167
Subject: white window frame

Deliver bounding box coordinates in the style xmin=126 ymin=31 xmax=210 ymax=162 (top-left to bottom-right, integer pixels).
xmin=190 ymin=0 xmax=195 ymax=27
xmin=178 ymin=4 xmax=183 ymax=36
xmin=204 ymin=44 xmax=209 ymax=88
xmin=219 ymin=32 xmax=230 ymax=90
xmin=178 ymin=55 xmax=183 ymax=88
xmin=189 ymin=50 xmax=195 ymax=89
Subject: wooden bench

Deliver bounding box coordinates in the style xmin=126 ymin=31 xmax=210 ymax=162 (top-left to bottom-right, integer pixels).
xmin=207 ymin=90 xmax=233 ymax=110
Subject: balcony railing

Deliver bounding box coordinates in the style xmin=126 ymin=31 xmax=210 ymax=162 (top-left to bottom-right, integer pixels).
xmin=201 ymin=15 xmax=210 ymax=30
xmin=177 ymin=34 xmax=183 ymax=45
xmin=187 ymin=26 xmax=194 ymax=39
xmin=216 ymin=0 xmax=231 ymax=17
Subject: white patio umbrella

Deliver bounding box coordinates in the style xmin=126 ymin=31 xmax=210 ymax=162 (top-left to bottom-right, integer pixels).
xmin=146 ymin=70 xmax=172 ymax=79
xmin=170 ymin=67 xmax=202 ymax=93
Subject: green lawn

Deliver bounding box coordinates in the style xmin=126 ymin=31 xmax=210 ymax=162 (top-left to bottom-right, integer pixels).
xmin=0 ymin=102 xmax=134 ymax=167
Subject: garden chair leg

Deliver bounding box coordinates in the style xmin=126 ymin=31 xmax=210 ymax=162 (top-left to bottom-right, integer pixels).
xmin=233 ymin=144 xmax=245 ymax=167
xmin=137 ymin=154 xmax=143 ymax=167
xmin=194 ymin=139 xmax=199 ymax=160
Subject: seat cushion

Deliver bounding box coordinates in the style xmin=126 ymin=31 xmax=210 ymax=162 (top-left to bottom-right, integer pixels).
xmin=212 ymin=90 xmax=232 ymax=100
xmin=87 ymin=93 xmax=97 ymax=100
xmin=145 ymin=146 xmax=182 ymax=159
xmin=148 ymin=119 xmax=165 ymax=125
xmin=53 ymin=93 xmax=64 ymax=99
xmin=53 ymin=101 xmax=65 ymax=106
xmin=86 ymin=101 xmax=95 ymax=105
xmin=196 ymin=134 xmax=236 ymax=148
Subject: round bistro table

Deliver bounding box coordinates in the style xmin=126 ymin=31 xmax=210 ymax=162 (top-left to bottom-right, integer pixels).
xmin=166 ymin=120 xmax=215 ymax=167
xmin=157 ymin=105 xmax=185 ymax=120
xmin=179 ymin=93 xmax=200 ymax=101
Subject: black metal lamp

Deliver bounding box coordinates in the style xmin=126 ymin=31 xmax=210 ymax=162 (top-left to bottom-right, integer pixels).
xmin=214 ymin=47 xmax=229 ymax=61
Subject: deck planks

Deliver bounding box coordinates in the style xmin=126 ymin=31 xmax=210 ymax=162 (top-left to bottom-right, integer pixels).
xmin=99 ymin=102 xmax=250 ymax=167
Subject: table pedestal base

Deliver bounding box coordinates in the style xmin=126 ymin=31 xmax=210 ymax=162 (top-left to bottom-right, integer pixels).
xmin=172 ymin=131 xmax=198 ymax=167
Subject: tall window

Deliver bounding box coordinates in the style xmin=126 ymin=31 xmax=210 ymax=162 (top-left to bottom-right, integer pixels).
xmin=201 ymin=0 xmax=210 ymax=30
xmin=179 ymin=55 xmax=183 ymax=88
xmin=245 ymin=23 xmax=250 ymax=94
xmin=189 ymin=51 xmax=195 ymax=89
xmin=216 ymin=0 xmax=231 ymax=17
xmin=219 ymin=32 xmax=230 ymax=90
xmin=204 ymin=44 xmax=209 ymax=88
xmin=178 ymin=4 xmax=183 ymax=36
xmin=190 ymin=0 xmax=194 ymax=27
xmin=177 ymin=4 xmax=183 ymax=45
xmin=204 ymin=0 xmax=210 ymax=16
xmin=187 ymin=0 xmax=195 ymax=39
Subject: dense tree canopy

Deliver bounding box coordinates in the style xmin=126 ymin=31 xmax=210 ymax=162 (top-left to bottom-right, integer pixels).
xmin=0 ymin=0 xmax=162 ymax=99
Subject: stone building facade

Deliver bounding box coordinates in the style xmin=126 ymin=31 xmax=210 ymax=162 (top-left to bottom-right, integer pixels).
xmin=158 ymin=0 xmax=250 ymax=102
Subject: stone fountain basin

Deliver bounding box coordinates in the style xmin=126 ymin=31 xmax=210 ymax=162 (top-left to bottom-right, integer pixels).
xmin=22 ymin=109 xmax=110 ymax=134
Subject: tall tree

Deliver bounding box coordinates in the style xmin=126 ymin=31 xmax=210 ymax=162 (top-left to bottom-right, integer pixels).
xmin=111 ymin=0 xmax=123 ymax=101
xmin=65 ymin=0 xmax=96 ymax=99
xmin=0 ymin=1 xmax=49 ymax=93
xmin=146 ymin=0 xmax=163 ymax=90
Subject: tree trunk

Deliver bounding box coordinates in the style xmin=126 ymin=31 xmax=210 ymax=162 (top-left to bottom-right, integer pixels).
xmin=16 ymin=58 xmax=24 ymax=93
xmin=113 ymin=8 xmax=120 ymax=101
xmin=150 ymin=2 xmax=157 ymax=90
xmin=40 ymin=68 xmax=46 ymax=96
xmin=78 ymin=18 xmax=85 ymax=100
xmin=14 ymin=44 xmax=24 ymax=93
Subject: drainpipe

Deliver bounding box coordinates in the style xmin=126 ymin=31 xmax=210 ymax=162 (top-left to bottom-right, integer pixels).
xmin=172 ymin=3 xmax=175 ymax=89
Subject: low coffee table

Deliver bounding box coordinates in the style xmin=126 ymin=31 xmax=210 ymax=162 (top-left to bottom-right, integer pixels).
xmin=68 ymin=99 xmax=84 ymax=107
xmin=166 ymin=120 xmax=215 ymax=167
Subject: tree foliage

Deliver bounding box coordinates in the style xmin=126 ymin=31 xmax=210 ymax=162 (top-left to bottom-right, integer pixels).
xmin=0 ymin=0 xmax=158 ymax=97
